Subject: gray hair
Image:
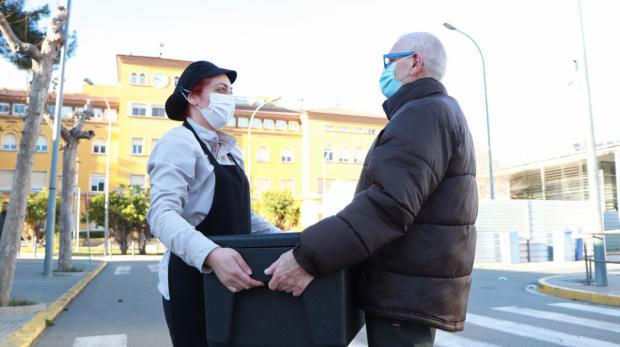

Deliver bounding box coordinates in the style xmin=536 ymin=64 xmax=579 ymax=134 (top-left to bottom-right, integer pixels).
xmin=397 ymin=32 xmax=447 ymax=80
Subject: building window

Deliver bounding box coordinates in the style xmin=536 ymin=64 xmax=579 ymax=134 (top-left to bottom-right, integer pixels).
xmin=275 ymin=120 xmax=287 ymax=131
xmin=256 ymin=145 xmax=270 ymax=162
xmin=288 ymin=121 xmax=299 ymax=131
xmin=0 ymin=103 xmax=9 ymax=115
xmin=324 ymin=125 xmax=334 ymax=132
xmin=254 ymin=178 xmax=271 ymax=195
xmin=337 ymin=126 xmax=348 ymax=133
xmin=131 ymin=138 xmax=144 ymax=155
xmin=227 ymin=117 xmax=236 ymax=127
xmin=0 ymin=170 xmax=46 ymax=191
xmin=281 ymin=147 xmax=293 ymax=163
xmin=173 ymin=76 xmax=179 ymax=87
xmin=151 ymin=105 xmax=166 ymax=117
xmin=92 ymin=138 xmax=106 ymax=154
xmin=129 ymin=174 xmax=145 ymax=188
xmin=138 ymin=73 xmax=147 ymax=85
xmin=131 ymin=103 xmax=147 ymax=116
xmin=263 ymin=119 xmax=274 ymax=130
xmin=351 ymin=127 xmax=364 ymax=134
xmin=61 ymin=105 xmax=73 ymax=119
xmin=339 ymin=146 xmax=350 ymax=162
xmin=92 ymin=107 xmax=104 ymax=119
xmin=2 ymin=133 xmax=18 ymax=151
xmin=238 ymin=117 xmax=249 ymax=128
xmin=130 ymin=73 xmax=138 ymax=84
xmin=250 ymin=118 xmax=262 ymax=129
xmin=12 ymin=103 xmax=26 ymax=116
xmin=323 ymin=147 xmax=334 ymax=162
xmin=90 ymin=174 xmax=106 ymax=192
xmin=35 ymin=135 xmax=48 ymax=153
xmin=280 ymin=178 xmax=295 ymax=194
xmin=368 ymin=128 xmax=378 ymax=135
xmin=353 ymin=147 xmax=364 ymax=164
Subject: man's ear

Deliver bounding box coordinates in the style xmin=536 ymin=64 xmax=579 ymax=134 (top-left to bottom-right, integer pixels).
xmin=411 ymin=53 xmax=424 ymax=75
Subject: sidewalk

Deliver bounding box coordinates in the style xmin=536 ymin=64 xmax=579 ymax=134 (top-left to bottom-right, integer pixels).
xmin=0 ymin=259 xmax=106 ymax=347
xmin=539 ymin=266 xmax=620 ymax=306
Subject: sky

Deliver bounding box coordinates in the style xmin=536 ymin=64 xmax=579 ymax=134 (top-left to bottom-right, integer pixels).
xmin=1 ymin=0 xmax=619 ymax=167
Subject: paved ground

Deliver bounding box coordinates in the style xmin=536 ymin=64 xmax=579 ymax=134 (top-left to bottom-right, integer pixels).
xmin=0 ymin=259 xmax=99 ymax=343
xmin=29 ymin=259 xmax=620 ymax=347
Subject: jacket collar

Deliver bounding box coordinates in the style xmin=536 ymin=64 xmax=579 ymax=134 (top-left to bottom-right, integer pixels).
xmin=382 ymin=77 xmax=447 ymax=120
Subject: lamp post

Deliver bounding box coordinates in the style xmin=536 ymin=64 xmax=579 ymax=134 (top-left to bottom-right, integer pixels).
xmin=246 ymin=97 xmax=281 ymax=190
xmin=576 ymin=0 xmax=606 ymax=286
xmin=83 ymin=78 xmax=112 ymax=257
xmin=444 ymin=22 xmax=495 ymax=199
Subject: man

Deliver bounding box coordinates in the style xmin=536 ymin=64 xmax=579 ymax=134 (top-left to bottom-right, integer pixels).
xmin=265 ymin=32 xmax=478 ymax=346
xmin=0 ymin=201 xmax=7 ymax=241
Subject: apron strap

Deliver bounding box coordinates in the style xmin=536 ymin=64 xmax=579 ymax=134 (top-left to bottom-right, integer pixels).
xmin=183 ymin=121 xmax=245 ymax=171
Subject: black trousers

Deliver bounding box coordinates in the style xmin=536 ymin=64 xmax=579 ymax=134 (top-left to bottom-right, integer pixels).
xmin=366 ymin=314 xmax=436 ymax=347
xmin=162 ymin=297 xmax=178 ymax=346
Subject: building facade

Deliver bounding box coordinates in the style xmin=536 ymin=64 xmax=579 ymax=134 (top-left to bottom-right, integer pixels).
xmin=0 ymin=55 xmax=386 ymax=230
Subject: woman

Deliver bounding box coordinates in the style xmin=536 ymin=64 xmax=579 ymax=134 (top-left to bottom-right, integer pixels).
xmin=147 ymin=61 xmax=281 ymax=346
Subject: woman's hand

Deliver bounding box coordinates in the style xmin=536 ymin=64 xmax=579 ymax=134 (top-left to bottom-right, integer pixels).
xmin=205 ymin=247 xmax=264 ymax=293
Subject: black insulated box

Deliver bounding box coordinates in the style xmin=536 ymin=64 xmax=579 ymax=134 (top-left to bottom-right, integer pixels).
xmin=203 ymin=233 xmax=364 ymax=347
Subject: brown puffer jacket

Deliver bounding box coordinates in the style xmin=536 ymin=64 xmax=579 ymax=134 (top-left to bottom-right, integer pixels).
xmin=293 ymin=78 xmax=478 ymax=331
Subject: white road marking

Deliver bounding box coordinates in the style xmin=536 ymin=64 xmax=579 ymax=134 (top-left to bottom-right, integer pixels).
xmin=467 ymin=313 xmax=620 ymax=347
xmin=113 ymin=265 xmax=131 ymax=275
xmin=549 ymin=302 xmax=620 ymax=318
xmin=436 ymin=331 xmax=501 ymax=347
xmin=73 ymin=334 xmax=127 ymax=347
xmin=494 ymin=306 xmax=620 ymax=333
xmin=147 ymin=264 xmax=159 ymax=273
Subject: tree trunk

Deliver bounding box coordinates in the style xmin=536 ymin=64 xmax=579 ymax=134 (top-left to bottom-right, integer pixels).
xmin=0 ymin=59 xmax=54 ymax=306
xmin=58 ymin=140 xmax=77 ymax=271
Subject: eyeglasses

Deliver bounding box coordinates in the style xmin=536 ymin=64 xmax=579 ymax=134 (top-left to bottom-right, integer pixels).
xmin=383 ymin=51 xmax=415 ymax=68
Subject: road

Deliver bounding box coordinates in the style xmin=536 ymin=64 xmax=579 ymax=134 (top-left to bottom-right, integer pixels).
xmin=34 ymin=259 xmax=620 ymax=347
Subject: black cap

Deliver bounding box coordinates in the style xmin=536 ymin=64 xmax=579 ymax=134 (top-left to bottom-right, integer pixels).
xmin=165 ymin=61 xmax=237 ymax=121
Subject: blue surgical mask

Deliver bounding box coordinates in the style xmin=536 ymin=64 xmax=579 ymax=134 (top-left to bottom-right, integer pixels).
xmin=379 ymin=63 xmax=401 ymax=98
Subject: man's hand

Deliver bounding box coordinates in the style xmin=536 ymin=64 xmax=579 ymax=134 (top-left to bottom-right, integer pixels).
xmin=205 ymin=248 xmax=264 ymax=293
xmin=264 ymin=250 xmax=314 ymax=297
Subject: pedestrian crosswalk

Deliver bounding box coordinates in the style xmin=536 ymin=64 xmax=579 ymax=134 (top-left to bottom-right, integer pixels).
xmin=111 ymin=264 xmax=160 ymax=275
xmin=432 ymin=302 xmax=620 ymax=347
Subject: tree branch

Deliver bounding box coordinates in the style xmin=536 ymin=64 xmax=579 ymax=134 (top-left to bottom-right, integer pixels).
xmin=0 ymin=13 xmax=43 ymax=61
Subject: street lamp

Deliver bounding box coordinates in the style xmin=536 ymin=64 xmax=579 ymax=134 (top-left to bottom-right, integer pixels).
xmin=246 ymin=97 xmax=281 ymax=190
xmin=444 ymin=22 xmax=495 ymax=199
xmin=83 ymin=78 xmax=112 ymax=257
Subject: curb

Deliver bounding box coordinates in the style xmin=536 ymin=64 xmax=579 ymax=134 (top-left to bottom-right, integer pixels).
xmin=538 ymin=275 xmax=620 ymax=307
xmin=2 ymin=261 xmax=107 ymax=347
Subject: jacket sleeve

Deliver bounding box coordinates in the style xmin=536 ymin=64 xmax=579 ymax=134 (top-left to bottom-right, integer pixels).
xmin=147 ymin=133 xmax=219 ymax=273
xmin=294 ymin=105 xmax=456 ymax=276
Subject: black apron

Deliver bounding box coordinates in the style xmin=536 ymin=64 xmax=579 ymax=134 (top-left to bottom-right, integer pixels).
xmin=167 ymin=121 xmax=251 ymax=347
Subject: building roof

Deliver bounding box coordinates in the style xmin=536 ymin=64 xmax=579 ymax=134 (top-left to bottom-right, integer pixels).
xmin=304 ymin=107 xmax=386 ymax=125
xmin=116 ymin=55 xmax=194 ymax=69
xmin=236 ymin=104 xmax=300 ymax=114
xmin=0 ymin=88 xmax=120 ymax=109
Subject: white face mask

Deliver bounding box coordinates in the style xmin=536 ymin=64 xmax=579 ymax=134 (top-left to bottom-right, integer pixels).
xmin=194 ymin=93 xmax=235 ymax=129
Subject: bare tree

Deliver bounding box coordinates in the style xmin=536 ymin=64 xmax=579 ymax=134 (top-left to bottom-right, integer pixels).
xmin=57 ymin=103 xmax=94 ymax=271
xmin=0 ymin=6 xmax=68 ymax=306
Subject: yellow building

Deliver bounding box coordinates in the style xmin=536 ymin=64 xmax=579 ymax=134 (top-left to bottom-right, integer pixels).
xmin=0 ymin=55 xmax=386 ymax=230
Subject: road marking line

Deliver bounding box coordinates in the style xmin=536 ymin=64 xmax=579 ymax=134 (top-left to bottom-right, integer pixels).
xmin=147 ymin=264 xmax=159 ymax=273
xmin=73 ymin=334 xmax=127 ymax=347
xmin=436 ymin=331 xmax=500 ymax=347
xmin=113 ymin=265 xmax=131 ymax=275
xmin=494 ymin=306 xmax=620 ymax=333
xmin=467 ymin=313 xmax=620 ymax=347
xmin=549 ymin=302 xmax=620 ymax=318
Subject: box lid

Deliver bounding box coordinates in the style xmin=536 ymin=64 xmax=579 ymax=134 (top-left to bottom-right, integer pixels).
xmin=209 ymin=232 xmax=300 ymax=249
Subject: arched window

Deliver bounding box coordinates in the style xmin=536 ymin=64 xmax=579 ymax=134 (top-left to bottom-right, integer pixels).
xmin=280 ymin=147 xmax=293 ymax=163
xmin=138 ymin=73 xmax=146 ymax=85
xmin=92 ymin=138 xmax=106 ymax=154
xmin=35 ymin=135 xmax=48 ymax=152
xmin=323 ymin=147 xmax=333 ymax=162
xmin=130 ymin=73 xmax=137 ymax=84
xmin=2 ymin=133 xmax=18 ymax=151
xmin=256 ymin=145 xmax=270 ymax=162
xmin=339 ymin=146 xmax=350 ymax=162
